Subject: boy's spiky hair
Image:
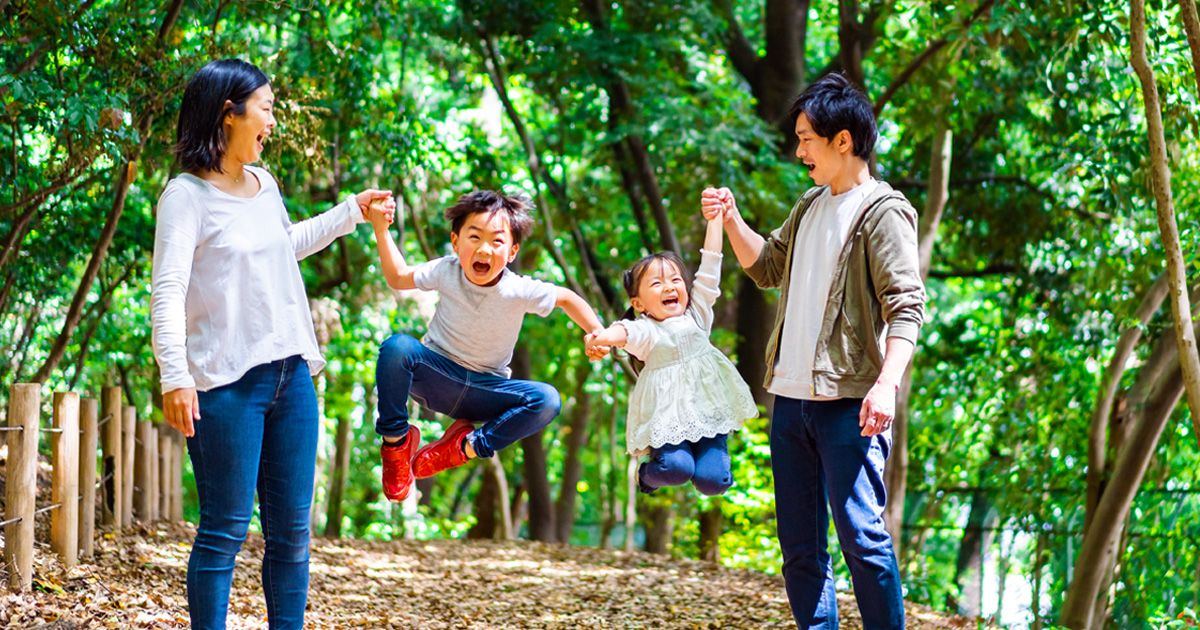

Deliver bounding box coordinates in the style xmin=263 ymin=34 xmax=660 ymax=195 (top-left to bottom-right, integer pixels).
xmin=444 ymin=190 xmax=536 ymax=244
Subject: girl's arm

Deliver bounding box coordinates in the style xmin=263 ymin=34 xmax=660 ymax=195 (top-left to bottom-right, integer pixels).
xmin=703 ymin=214 xmax=724 ymax=253
xmin=372 ymin=217 xmax=418 ymax=291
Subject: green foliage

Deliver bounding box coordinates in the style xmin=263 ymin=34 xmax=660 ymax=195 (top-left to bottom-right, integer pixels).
xmin=4 ymin=0 xmax=1200 ymax=626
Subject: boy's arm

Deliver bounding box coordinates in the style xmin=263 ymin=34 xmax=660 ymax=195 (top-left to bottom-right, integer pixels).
xmin=586 ymin=323 xmax=629 ymax=349
xmin=555 ymin=287 xmax=605 ymax=334
xmin=372 ymin=220 xmax=418 ymax=290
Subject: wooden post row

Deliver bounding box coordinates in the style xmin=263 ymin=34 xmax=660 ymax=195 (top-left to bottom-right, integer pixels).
xmin=121 ymin=405 xmax=135 ymax=526
xmin=51 ymin=392 xmax=80 ymax=569
xmin=100 ymin=386 xmax=122 ymax=527
xmin=5 ymin=384 xmax=38 ymax=592
xmin=79 ymin=398 xmax=99 ymax=558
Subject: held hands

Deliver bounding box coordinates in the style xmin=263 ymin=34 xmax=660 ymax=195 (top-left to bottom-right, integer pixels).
xmin=163 ymin=387 xmax=200 ymax=437
xmin=356 ymin=189 xmax=396 ymax=227
xmin=701 ymin=187 xmax=740 ymax=223
xmin=859 ymin=379 xmax=897 ymax=437
xmin=584 ymin=332 xmax=610 ymax=361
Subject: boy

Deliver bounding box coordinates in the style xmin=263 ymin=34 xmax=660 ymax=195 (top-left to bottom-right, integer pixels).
xmin=369 ymin=190 xmax=607 ymax=503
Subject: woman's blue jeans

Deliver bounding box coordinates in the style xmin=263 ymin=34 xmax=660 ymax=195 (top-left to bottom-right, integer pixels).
xmin=375 ymin=333 xmax=561 ymax=458
xmin=771 ymin=396 xmax=905 ymax=630
xmin=187 ymin=355 xmax=318 ymax=630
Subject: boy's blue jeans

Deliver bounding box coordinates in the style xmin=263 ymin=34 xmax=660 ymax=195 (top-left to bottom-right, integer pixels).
xmin=187 ymin=355 xmax=318 ymax=630
xmin=375 ymin=333 xmax=561 ymax=457
xmin=771 ymin=396 xmax=905 ymax=630
xmin=640 ymin=433 xmax=733 ymax=496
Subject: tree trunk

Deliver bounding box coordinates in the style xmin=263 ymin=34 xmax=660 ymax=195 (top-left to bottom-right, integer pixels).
xmin=735 ymin=279 xmax=772 ymax=405
xmin=1085 ymin=273 xmax=1169 ymax=529
xmin=698 ymin=502 xmax=724 ymax=562
xmin=1060 ymin=319 xmax=1195 ymax=626
xmin=507 ymin=342 xmax=556 ymax=541
xmin=1127 ymin=0 xmax=1200 ymax=446
xmin=555 ymin=363 xmax=592 ymax=543
xmin=886 ymin=122 xmax=953 ymax=551
xmin=467 ymin=465 xmax=500 ymax=539
xmin=323 ymin=412 xmax=352 ymax=539
xmin=949 ymin=488 xmax=996 ymax=616
xmin=643 ymin=502 xmax=675 ymax=554
xmin=1181 ymin=0 xmax=1200 ymax=96
xmin=490 ymin=456 xmax=514 ymax=540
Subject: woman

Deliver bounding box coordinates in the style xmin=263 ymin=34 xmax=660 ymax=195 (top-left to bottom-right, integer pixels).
xmin=151 ymin=58 xmax=393 ymax=629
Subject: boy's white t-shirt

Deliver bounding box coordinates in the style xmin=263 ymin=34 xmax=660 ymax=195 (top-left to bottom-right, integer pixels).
xmin=412 ymin=255 xmax=559 ymax=378
xmin=768 ymin=179 xmax=879 ymax=400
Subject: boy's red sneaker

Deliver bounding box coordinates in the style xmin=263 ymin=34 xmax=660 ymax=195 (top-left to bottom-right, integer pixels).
xmin=381 ymin=426 xmax=421 ymax=502
xmin=413 ymin=419 xmax=474 ymax=478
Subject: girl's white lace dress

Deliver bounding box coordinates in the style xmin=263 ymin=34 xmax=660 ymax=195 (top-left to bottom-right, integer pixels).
xmin=617 ymin=250 xmax=758 ymax=456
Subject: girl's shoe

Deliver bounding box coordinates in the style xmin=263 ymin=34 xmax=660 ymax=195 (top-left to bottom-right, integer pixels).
xmin=380 ymin=426 xmax=421 ymax=502
xmin=636 ymin=462 xmax=657 ymax=495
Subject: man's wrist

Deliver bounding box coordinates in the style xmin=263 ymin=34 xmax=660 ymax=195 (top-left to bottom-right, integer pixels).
xmin=874 ymin=376 xmax=900 ymax=391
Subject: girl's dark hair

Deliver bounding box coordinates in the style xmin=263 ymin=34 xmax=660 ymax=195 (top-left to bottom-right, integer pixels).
xmin=444 ymin=190 xmax=536 ymax=244
xmin=620 ymin=251 xmax=693 ymax=321
xmin=174 ymin=59 xmax=270 ymax=173
xmin=786 ymin=72 xmax=877 ymax=161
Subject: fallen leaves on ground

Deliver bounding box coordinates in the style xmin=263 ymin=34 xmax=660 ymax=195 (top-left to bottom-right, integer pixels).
xmin=1 ymin=523 xmax=985 ymax=628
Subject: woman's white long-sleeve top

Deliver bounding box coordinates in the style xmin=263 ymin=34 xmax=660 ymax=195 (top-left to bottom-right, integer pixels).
xmin=151 ymin=165 xmax=364 ymax=392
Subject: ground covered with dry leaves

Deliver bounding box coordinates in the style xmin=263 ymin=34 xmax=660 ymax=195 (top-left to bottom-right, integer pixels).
xmin=1 ymin=523 xmax=978 ymax=628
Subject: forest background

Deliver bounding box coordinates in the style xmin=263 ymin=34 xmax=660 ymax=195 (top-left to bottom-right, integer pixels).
xmin=3 ymin=0 xmax=1200 ymax=627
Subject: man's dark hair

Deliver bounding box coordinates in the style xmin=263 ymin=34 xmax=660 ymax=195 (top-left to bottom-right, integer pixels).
xmin=787 ymin=73 xmax=877 ymax=161
xmin=444 ymin=190 xmax=536 ymax=244
xmin=174 ymin=59 xmax=270 ymax=173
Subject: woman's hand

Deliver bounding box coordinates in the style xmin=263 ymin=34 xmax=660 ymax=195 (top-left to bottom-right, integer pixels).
xmin=164 ymin=387 xmax=200 ymax=437
xmin=355 ymin=189 xmax=395 ymax=223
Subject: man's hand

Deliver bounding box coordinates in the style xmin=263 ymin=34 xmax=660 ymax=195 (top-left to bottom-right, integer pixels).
xmin=701 ymin=187 xmax=726 ymax=221
xmin=164 ymin=387 xmax=200 ymax=437
xmin=859 ymin=379 xmax=897 ymax=437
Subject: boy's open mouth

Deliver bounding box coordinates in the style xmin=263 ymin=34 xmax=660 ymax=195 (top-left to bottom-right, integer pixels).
xmin=472 ymin=261 xmax=492 ymax=274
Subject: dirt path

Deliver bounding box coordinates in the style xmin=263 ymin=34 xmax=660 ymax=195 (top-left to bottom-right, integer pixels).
xmin=2 ymin=523 xmax=974 ymax=628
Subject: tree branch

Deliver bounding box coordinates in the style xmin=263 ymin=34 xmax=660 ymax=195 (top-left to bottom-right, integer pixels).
xmin=873 ymin=0 xmax=996 ymax=116
xmin=1182 ymin=0 xmax=1200 ymax=97
xmin=712 ymin=0 xmax=760 ymax=87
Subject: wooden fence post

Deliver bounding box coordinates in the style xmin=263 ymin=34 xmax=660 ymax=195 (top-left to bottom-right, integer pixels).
xmin=158 ymin=429 xmax=172 ymax=520
xmin=135 ymin=419 xmax=152 ymax=522
xmin=148 ymin=425 xmax=160 ymax=522
xmin=51 ymin=392 xmax=80 ymax=569
xmin=121 ymin=405 xmax=135 ymax=526
xmin=5 ymin=384 xmax=39 ymax=592
xmin=100 ymin=386 xmax=122 ymax=527
xmin=171 ymin=431 xmax=184 ymax=521
xmin=79 ymin=398 xmax=98 ymax=558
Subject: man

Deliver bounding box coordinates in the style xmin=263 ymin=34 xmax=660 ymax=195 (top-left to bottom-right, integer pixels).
xmin=703 ymin=73 xmax=924 ymax=629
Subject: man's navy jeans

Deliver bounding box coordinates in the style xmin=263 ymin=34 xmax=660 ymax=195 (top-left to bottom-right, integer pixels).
xmin=375 ymin=333 xmax=561 ymax=457
xmin=771 ymin=396 xmax=905 ymax=629
xmin=187 ymin=355 xmax=318 ymax=630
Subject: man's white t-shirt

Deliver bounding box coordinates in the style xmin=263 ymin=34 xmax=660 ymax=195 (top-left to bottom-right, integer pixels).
xmin=768 ymin=179 xmax=879 ymax=400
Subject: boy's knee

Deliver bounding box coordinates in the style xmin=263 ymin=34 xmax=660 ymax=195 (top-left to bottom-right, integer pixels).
xmin=528 ymin=383 xmax=561 ymax=420
xmin=380 ymin=333 xmax=422 ymax=366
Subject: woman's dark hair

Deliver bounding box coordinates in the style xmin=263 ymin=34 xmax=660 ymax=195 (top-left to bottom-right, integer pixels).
xmin=620 ymin=251 xmax=693 ymax=321
xmin=786 ymin=72 xmax=877 ymax=161
xmin=444 ymin=190 xmax=536 ymax=244
xmin=174 ymin=59 xmax=270 ymax=173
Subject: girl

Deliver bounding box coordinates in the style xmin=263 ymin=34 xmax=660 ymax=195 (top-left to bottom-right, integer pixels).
xmin=586 ymin=214 xmax=757 ymax=495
